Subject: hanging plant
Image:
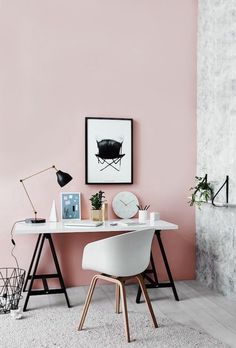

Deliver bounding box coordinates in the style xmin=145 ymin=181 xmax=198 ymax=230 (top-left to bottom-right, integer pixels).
xmin=189 ymin=176 xmax=213 ymax=208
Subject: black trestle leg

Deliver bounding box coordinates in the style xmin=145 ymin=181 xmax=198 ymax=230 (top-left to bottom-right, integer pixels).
xmin=46 ymin=234 xmax=71 ymax=308
xmin=23 ymin=234 xmax=42 ymax=292
xmin=156 ymin=231 xmax=179 ymax=301
xmin=23 ymin=233 xmax=71 ymax=311
xmin=23 ymin=234 xmax=45 ymax=311
xmin=136 ymin=253 xmax=159 ymax=303
xmin=136 ymin=230 xmax=179 ymax=303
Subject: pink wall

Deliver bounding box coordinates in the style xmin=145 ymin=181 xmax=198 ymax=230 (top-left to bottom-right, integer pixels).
xmin=0 ymin=0 xmax=197 ymax=286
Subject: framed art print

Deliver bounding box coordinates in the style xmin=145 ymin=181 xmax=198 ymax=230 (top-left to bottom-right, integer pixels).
xmin=60 ymin=192 xmax=81 ymax=220
xmin=85 ymin=117 xmax=133 ymax=184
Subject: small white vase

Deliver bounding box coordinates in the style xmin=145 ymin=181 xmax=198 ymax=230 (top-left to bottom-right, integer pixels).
xmin=150 ymin=212 xmax=160 ymax=225
xmin=49 ymin=200 xmax=58 ymax=222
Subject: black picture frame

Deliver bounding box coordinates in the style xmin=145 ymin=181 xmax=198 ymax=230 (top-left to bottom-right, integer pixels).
xmin=85 ymin=117 xmax=133 ymax=184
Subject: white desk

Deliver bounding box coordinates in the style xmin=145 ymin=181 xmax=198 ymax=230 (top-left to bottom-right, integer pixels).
xmin=15 ymin=219 xmax=178 ymax=234
xmin=15 ymin=219 xmax=179 ymax=311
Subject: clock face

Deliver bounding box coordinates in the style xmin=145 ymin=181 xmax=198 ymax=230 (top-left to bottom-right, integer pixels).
xmin=112 ymin=191 xmax=139 ymax=219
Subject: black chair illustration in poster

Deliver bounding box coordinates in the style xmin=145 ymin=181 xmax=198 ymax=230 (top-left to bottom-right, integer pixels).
xmin=95 ymin=139 xmax=125 ymax=171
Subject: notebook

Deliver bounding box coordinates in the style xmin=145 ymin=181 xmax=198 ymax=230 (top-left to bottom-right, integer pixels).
xmin=64 ymin=221 xmax=103 ymax=228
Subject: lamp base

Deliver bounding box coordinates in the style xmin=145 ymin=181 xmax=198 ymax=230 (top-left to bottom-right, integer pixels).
xmin=25 ymin=218 xmax=46 ymax=224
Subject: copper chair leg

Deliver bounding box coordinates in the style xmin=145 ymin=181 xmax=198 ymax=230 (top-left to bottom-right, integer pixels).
xmin=115 ymin=284 xmax=121 ymax=314
xmin=78 ymin=273 xmax=156 ymax=343
xmin=78 ymin=275 xmax=98 ymax=330
xmin=119 ymin=280 xmax=131 ymax=343
xmin=136 ymin=274 xmax=158 ymax=328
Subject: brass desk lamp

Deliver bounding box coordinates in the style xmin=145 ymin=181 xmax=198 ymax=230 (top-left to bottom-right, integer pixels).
xmin=20 ymin=165 xmax=72 ymax=223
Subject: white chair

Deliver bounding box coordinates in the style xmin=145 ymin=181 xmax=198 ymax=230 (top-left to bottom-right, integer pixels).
xmin=77 ymin=228 xmax=158 ymax=343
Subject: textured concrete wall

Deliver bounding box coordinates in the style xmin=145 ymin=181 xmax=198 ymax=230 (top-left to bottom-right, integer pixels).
xmin=197 ymin=0 xmax=236 ymax=295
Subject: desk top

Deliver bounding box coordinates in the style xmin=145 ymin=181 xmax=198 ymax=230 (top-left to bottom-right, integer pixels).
xmin=14 ymin=219 xmax=178 ymax=235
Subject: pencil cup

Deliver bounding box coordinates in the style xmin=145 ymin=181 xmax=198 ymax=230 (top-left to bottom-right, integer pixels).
xmin=139 ymin=210 xmax=148 ymax=223
xmin=150 ymin=212 xmax=160 ymax=225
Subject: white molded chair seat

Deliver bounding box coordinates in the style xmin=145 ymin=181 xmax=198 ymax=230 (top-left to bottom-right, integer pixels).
xmin=77 ymin=228 xmax=158 ymax=343
xmin=82 ymin=228 xmax=155 ymax=277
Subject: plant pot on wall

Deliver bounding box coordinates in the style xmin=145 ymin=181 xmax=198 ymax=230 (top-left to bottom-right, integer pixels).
xmin=189 ymin=175 xmax=213 ymax=208
xmin=90 ymin=209 xmax=103 ymax=221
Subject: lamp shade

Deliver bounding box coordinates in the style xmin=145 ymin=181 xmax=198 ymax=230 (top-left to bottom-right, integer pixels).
xmin=56 ymin=170 xmax=73 ymax=187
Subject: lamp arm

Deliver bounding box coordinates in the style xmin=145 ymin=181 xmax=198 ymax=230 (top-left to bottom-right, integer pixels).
xmin=20 ymin=180 xmax=38 ymax=220
xmin=20 ymin=165 xmax=71 ymax=223
xmin=20 ymin=165 xmax=57 ymax=181
xmin=20 ymin=165 xmax=58 ymax=220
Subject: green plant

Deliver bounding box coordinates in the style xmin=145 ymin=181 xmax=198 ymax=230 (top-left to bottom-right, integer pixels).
xmin=189 ymin=176 xmax=213 ymax=208
xmin=90 ymin=191 xmax=105 ymax=210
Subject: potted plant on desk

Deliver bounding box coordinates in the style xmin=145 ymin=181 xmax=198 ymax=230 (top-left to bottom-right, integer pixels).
xmin=89 ymin=190 xmax=105 ymax=221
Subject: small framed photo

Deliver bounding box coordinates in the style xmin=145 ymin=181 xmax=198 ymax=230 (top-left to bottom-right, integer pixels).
xmin=85 ymin=117 xmax=133 ymax=184
xmin=60 ymin=192 xmax=81 ymax=220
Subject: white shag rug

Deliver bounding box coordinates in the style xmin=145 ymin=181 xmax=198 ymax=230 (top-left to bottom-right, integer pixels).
xmin=0 ymin=303 xmax=229 ymax=348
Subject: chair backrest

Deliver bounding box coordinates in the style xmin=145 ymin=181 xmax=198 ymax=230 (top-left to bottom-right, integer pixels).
xmin=96 ymin=139 xmax=123 ymax=159
xmin=82 ymin=228 xmax=155 ymax=277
